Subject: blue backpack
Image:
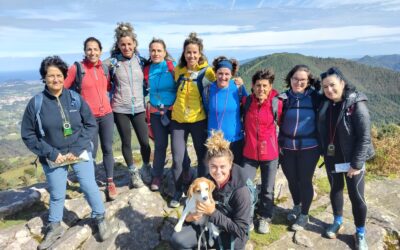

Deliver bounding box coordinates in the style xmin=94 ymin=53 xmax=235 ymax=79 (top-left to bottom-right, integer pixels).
xmin=34 ymin=90 xmax=81 ymax=137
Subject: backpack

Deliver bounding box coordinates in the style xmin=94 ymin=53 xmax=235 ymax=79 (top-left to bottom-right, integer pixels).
xmin=202 ymin=83 xmax=246 ymax=114
xmin=34 ymin=90 xmax=81 ymax=137
xmin=70 ymin=61 xmax=109 ymax=94
xmin=143 ymin=60 xmax=175 ymax=90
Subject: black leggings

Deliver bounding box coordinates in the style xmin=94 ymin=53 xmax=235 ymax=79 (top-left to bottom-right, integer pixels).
xmin=92 ymin=112 xmax=115 ymax=179
xmin=280 ymin=147 xmax=319 ymax=215
xmin=171 ymin=120 xmax=207 ymax=185
xmin=325 ymin=161 xmax=367 ymax=227
xmin=114 ymin=112 xmax=151 ymax=167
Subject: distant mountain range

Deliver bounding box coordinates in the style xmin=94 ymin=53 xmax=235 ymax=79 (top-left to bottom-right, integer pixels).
xmin=356 ymin=54 xmax=400 ymax=72
xmin=238 ymin=53 xmax=400 ymax=124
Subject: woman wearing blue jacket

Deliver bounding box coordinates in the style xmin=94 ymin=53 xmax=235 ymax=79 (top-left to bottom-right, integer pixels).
xmin=21 ymin=56 xmax=109 ymax=249
xmin=204 ymin=56 xmax=247 ymax=165
xmin=144 ymin=38 xmax=190 ymax=191
xmin=278 ymin=65 xmax=321 ymax=231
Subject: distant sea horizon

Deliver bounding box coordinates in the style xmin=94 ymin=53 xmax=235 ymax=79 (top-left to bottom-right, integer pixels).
xmin=0 ymin=70 xmax=40 ymax=83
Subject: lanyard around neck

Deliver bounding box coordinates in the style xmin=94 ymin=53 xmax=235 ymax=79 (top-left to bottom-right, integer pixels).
xmin=215 ymin=86 xmax=230 ymax=130
xmin=56 ymin=96 xmax=69 ymax=123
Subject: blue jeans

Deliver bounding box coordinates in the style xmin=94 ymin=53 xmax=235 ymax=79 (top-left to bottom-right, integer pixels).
xmin=42 ymin=154 xmax=105 ymax=223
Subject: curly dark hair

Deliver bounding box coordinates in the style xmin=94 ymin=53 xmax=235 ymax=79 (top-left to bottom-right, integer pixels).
xmin=284 ymin=64 xmax=320 ymax=91
xmin=84 ymin=37 xmax=102 ymax=51
xmin=39 ymin=56 xmax=68 ymax=82
xmin=178 ymin=32 xmax=207 ymax=68
xmin=212 ymin=56 xmax=239 ymax=76
xmin=111 ymin=22 xmax=138 ymax=57
xmin=251 ymin=68 xmax=275 ymax=85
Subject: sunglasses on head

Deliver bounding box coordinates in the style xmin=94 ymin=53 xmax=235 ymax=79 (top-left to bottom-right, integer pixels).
xmin=320 ymin=67 xmax=343 ymax=80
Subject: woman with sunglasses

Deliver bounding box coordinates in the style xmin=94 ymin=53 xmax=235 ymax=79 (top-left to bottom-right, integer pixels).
xmin=318 ymin=67 xmax=374 ymax=250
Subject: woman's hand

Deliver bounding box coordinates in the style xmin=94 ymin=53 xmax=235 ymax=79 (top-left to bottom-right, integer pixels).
xmin=55 ymin=153 xmax=66 ymax=164
xmin=347 ymin=167 xmax=362 ymax=178
xmin=233 ymin=77 xmax=244 ymax=87
xmin=65 ymin=153 xmax=78 ymax=161
xmin=185 ymin=212 xmax=203 ymax=222
xmin=196 ymin=200 xmax=216 ymax=216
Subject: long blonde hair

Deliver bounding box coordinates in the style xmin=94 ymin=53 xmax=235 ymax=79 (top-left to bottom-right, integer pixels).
xmin=205 ymin=130 xmax=233 ymax=164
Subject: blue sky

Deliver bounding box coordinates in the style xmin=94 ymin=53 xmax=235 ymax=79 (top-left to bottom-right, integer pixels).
xmin=1 ymin=0 xmax=400 ymax=73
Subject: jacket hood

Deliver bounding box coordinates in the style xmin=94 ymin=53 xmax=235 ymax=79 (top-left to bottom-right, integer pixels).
xmin=343 ymin=90 xmax=368 ymax=109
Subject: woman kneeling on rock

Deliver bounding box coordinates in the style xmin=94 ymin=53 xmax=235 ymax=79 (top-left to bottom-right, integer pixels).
xmin=170 ymin=131 xmax=251 ymax=249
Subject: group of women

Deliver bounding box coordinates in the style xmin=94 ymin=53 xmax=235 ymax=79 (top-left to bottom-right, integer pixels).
xmin=21 ymin=21 xmax=373 ymax=250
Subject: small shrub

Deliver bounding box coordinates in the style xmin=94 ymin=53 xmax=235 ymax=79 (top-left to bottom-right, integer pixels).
xmin=368 ymin=124 xmax=400 ymax=177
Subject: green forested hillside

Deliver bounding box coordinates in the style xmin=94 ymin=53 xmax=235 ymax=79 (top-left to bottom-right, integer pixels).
xmin=238 ymin=53 xmax=400 ymax=124
xmin=357 ymin=55 xmax=400 ymax=72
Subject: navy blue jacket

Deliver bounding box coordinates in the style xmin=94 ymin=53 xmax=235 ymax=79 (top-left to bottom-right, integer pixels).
xmin=278 ymin=89 xmax=320 ymax=150
xmin=21 ymin=87 xmax=96 ymax=164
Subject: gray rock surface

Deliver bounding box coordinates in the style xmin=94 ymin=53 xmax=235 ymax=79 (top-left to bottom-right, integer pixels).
xmin=0 ymin=153 xmax=399 ymax=250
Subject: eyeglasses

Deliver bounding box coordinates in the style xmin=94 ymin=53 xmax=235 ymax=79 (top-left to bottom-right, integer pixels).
xmin=291 ymin=77 xmax=308 ymax=83
xmin=320 ymin=67 xmax=343 ymax=80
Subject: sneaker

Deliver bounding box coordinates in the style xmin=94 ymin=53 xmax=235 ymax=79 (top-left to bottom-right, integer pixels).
xmin=150 ymin=177 xmax=161 ymax=192
xmin=95 ymin=215 xmax=111 ymax=242
xmin=249 ymin=222 xmax=254 ymax=232
xmin=287 ymin=204 xmax=301 ymax=223
xmin=130 ymin=170 xmax=144 ymax=188
xmin=257 ymin=217 xmax=270 ymax=234
xmin=291 ymin=214 xmax=309 ymax=231
xmin=106 ymin=182 xmax=118 ymax=200
xmin=38 ymin=222 xmax=65 ymax=250
xmin=169 ymin=191 xmax=183 ymax=208
xmin=325 ymin=222 xmax=344 ymax=239
xmin=354 ymin=233 xmax=368 ymax=250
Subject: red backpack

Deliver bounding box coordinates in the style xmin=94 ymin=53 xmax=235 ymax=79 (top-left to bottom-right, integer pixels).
xmin=143 ymin=60 xmax=175 ymax=140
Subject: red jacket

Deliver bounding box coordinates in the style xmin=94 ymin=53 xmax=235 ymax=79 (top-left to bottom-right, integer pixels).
xmin=243 ymin=89 xmax=282 ymax=161
xmin=64 ymin=59 xmax=112 ymax=117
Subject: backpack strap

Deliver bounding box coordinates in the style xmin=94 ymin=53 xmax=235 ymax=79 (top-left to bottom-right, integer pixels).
xmin=241 ymin=95 xmax=252 ymax=119
xmin=34 ymin=93 xmax=45 ymax=137
xmin=166 ymin=60 xmax=175 ymax=74
xmin=143 ymin=64 xmax=150 ymax=90
xmin=272 ymin=96 xmax=279 ymax=125
xmin=101 ymin=63 xmax=109 ymax=79
xmin=195 ymin=67 xmax=208 ymax=95
xmin=69 ymin=90 xmax=81 ymax=110
xmin=202 ymin=84 xmax=211 ymax=114
xmin=71 ymin=62 xmax=84 ymax=94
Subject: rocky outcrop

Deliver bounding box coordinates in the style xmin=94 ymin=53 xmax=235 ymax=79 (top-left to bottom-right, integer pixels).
xmin=0 ymin=158 xmax=399 ymax=250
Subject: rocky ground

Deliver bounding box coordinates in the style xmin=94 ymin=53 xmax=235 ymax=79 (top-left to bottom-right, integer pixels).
xmin=0 ymin=152 xmax=399 ymax=250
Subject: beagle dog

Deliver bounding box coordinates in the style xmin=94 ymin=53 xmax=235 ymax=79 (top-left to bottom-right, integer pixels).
xmin=174 ymin=177 xmax=220 ymax=242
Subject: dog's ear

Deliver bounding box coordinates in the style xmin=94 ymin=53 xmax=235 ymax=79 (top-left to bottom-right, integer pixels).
xmin=208 ymin=179 xmax=216 ymax=192
xmin=187 ymin=181 xmax=195 ymax=198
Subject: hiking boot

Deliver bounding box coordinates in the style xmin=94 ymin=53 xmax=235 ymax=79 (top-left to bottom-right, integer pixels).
xmin=150 ymin=177 xmax=161 ymax=192
xmin=291 ymin=214 xmax=309 ymax=231
xmin=257 ymin=217 xmax=270 ymax=234
xmin=38 ymin=222 xmax=65 ymax=250
xmin=287 ymin=204 xmax=301 ymax=223
xmin=169 ymin=191 xmax=183 ymax=208
xmin=140 ymin=163 xmax=152 ymax=185
xmin=354 ymin=233 xmax=368 ymax=250
xmin=95 ymin=215 xmax=111 ymax=242
xmin=325 ymin=221 xmax=344 ymax=239
xmin=130 ymin=169 xmax=144 ymax=188
xmin=106 ymin=182 xmax=118 ymax=200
